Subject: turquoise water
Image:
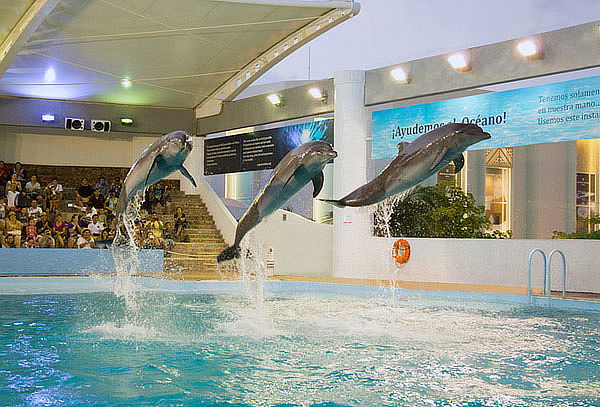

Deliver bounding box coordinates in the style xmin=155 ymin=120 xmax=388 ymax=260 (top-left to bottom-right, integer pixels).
xmin=1 ymin=281 xmax=599 ymax=406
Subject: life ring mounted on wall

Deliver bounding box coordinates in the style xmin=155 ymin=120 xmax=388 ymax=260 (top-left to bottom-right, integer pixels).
xmin=392 ymin=239 xmax=411 ymax=264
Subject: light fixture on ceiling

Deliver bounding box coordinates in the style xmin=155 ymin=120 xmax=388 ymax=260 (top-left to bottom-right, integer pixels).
xmin=120 ymin=118 xmax=134 ymax=126
xmin=121 ymin=78 xmax=132 ymax=88
xmin=516 ymin=38 xmax=542 ymax=59
xmin=41 ymin=114 xmax=55 ymax=122
xmin=44 ymin=67 xmax=56 ymax=82
xmin=267 ymin=94 xmax=283 ymax=107
xmin=447 ymin=51 xmax=471 ymax=72
xmin=390 ymin=67 xmax=410 ymax=83
xmin=309 ymin=87 xmax=328 ymax=103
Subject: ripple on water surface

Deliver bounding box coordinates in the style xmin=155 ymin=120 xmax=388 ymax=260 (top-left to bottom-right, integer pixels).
xmin=0 ymin=290 xmax=599 ymax=407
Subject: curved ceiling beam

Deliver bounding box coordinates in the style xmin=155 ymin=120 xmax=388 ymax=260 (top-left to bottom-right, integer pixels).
xmin=0 ymin=0 xmax=60 ymax=78
xmin=195 ymin=2 xmax=360 ymax=118
xmin=211 ymin=0 xmax=354 ymax=8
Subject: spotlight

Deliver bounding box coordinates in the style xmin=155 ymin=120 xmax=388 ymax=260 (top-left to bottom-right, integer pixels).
xmin=309 ymin=88 xmax=327 ymax=103
xmin=390 ymin=67 xmax=409 ymax=83
xmin=120 ymin=118 xmax=134 ymax=126
xmin=121 ymin=78 xmax=132 ymax=88
xmin=267 ymin=94 xmax=283 ymax=107
xmin=447 ymin=52 xmax=471 ymax=72
xmin=41 ymin=114 xmax=55 ymax=122
xmin=91 ymin=120 xmax=111 ymax=132
xmin=517 ymin=38 xmax=542 ymax=59
xmin=44 ymin=67 xmax=56 ymax=82
xmin=65 ymin=118 xmax=84 ymax=131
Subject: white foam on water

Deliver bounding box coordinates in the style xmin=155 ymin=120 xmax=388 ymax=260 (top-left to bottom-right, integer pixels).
xmin=84 ymin=323 xmax=157 ymax=341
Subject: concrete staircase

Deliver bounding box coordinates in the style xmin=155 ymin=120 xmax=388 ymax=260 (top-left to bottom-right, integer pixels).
xmin=160 ymin=190 xmax=228 ymax=280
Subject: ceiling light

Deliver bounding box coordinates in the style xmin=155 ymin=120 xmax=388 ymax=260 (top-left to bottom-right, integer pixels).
xmin=390 ymin=67 xmax=409 ymax=83
xmin=447 ymin=52 xmax=471 ymax=72
xmin=121 ymin=78 xmax=132 ymax=88
xmin=517 ymin=39 xmax=542 ymax=59
xmin=44 ymin=67 xmax=56 ymax=82
xmin=309 ymin=88 xmax=327 ymax=103
xmin=267 ymin=94 xmax=283 ymax=107
xmin=41 ymin=114 xmax=55 ymax=122
xmin=120 ymin=118 xmax=134 ymax=126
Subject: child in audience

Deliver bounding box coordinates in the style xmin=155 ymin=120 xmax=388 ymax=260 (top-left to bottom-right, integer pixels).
xmin=25 ymin=218 xmax=37 ymax=239
xmin=45 ymin=177 xmax=63 ymax=212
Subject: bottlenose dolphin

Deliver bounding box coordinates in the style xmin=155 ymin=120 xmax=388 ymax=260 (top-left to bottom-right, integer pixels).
xmin=217 ymin=141 xmax=337 ymax=262
xmin=116 ymin=130 xmax=197 ymax=224
xmin=320 ymin=123 xmax=490 ymax=208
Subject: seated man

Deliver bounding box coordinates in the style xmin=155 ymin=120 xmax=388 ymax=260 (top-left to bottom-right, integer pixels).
xmin=0 ymin=161 xmax=9 ymax=197
xmin=76 ymin=178 xmax=94 ymax=207
xmin=94 ymin=176 xmax=110 ymax=196
xmin=24 ymin=175 xmax=42 ymax=201
xmin=35 ymin=213 xmax=52 ymax=234
xmin=77 ymin=228 xmax=96 ymax=249
xmin=27 ymin=199 xmax=43 ymax=219
xmin=44 ymin=177 xmax=63 ymax=213
xmin=2 ymin=234 xmax=16 ymax=248
xmin=36 ymin=229 xmax=55 ymax=248
xmin=89 ymin=189 xmax=105 ymax=212
xmin=108 ymin=177 xmax=122 ymax=197
xmin=145 ymin=213 xmax=164 ymax=239
xmin=88 ymin=213 xmax=104 ymax=237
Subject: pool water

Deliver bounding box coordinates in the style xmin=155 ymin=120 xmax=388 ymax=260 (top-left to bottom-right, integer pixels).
xmin=0 ymin=281 xmax=599 ymax=406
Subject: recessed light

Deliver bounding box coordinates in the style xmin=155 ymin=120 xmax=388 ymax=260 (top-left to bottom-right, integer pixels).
xmin=41 ymin=114 xmax=55 ymax=122
xmin=517 ymin=38 xmax=542 ymax=59
xmin=267 ymin=94 xmax=283 ymax=107
xmin=390 ymin=67 xmax=409 ymax=83
xmin=447 ymin=52 xmax=471 ymax=72
xmin=121 ymin=78 xmax=132 ymax=88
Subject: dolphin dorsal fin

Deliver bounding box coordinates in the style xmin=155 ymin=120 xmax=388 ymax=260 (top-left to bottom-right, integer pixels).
xmin=428 ymin=147 xmax=448 ymax=172
xmin=312 ymin=171 xmax=325 ymax=198
xmin=453 ymin=153 xmax=465 ymax=173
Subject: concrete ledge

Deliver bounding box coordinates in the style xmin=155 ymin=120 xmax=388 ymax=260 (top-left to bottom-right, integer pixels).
xmin=0 ymin=248 xmax=164 ymax=275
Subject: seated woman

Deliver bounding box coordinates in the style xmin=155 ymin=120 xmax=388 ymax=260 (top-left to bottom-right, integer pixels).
xmin=52 ymin=213 xmax=68 ymax=248
xmin=5 ymin=212 xmax=22 ymax=248
xmin=77 ymin=228 xmax=96 ymax=249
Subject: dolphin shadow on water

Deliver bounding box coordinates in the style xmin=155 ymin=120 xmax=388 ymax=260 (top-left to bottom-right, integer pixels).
xmin=320 ymin=123 xmax=491 ymax=208
xmin=99 ymin=130 xmax=197 ymax=247
xmin=217 ymin=141 xmax=338 ymax=263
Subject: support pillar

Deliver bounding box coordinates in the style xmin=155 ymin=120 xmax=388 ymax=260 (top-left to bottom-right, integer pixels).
xmin=332 ymin=70 xmax=371 ymax=278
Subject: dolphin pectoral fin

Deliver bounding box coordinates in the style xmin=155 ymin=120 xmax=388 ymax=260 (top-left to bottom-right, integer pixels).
xmin=428 ymin=147 xmax=448 ymax=172
xmin=318 ymin=198 xmax=346 ymax=208
xmin=453 ymin=153 xmax=465 ymax=173
xmin=312 ymin=171 xmax=324 ymax=198
xmin=145 ymin=157 xmax=160 ymax=189
xmin=179 ymin=166 xmax=197 ymax=187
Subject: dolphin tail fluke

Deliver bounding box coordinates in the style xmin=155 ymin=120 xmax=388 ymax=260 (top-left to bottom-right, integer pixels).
xmin=318 ymin=198 xmax=347 ymax=208
xmin=217 ymin=245 xmax=241 ymax=263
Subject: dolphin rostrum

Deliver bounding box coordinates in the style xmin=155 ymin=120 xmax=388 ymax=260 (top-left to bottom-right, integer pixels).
xmin=217 ymin=140 xmax=337 ymax=262
xmin=320 ymin=123 xmax=490 ymax=208
xmin=116 ymin=130 xmax=197 ymax=225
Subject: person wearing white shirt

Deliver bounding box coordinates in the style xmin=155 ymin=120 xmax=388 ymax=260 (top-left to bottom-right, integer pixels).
xmin=27 ymin=199 xmax=43 ymax=219
xmin=88 ymin=214 xmax=104 ymax=236
xmin=24 ymin=175 xmax=41 ymax=200
xmin=6 ymin=183 xmax=19 ymax=209
xmin=77 ymin=229 xmax=96 ymax=249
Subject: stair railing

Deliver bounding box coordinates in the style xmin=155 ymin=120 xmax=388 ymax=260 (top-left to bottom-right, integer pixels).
xmin=548 ymin=249 xmax=567 ymax=297
xmin=527 ymin=248 xmax=547 ymax=304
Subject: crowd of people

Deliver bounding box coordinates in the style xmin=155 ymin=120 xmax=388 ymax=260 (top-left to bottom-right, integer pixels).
xmin=0 ymin=161 xmax=188 ymax=251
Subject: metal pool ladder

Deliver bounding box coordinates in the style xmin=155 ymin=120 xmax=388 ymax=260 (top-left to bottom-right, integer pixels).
xmin=527 ymin=248 xmax=567 ymax=304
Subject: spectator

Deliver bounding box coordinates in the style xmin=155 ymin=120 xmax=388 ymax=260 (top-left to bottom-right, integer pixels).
xmin=44 ymin=177 xmax=63 ymax=213
xmin=94 ymin=176 xmax=110 ymax=196
xmin=36 ymin=213 xmax=52 ymax=234
xmin=10 ymin=162 xmax=26 ymax=182
xmin=146 ymin=213 xmax=163 ymax=239
xmin=18 ymin=208 xmax=29 ymax=227
xmin=79 ymin=212 xmax=92 ymax=229
xmin=89 ymin=189 xmax=105 ymax=211
xmin=0 ymin=161 xmax=9 ymax=196
xmin=66 ymin=215 xmax=80 ymax=248
xmin=108 ymin=176 xmax=122 ymax=197
xmin=174 ymin=207 xmax=188 ymax=241
xmin=52 ymin=213 xmax=68 ymax=248
xmin=143 ymin=232 xmax=162 ymax=249
xmin=25 ymin=218 xmax=37 ymax=240
xmin=76 ymin=178 xmax=94 ymax=206
xmin=26 ymin=237 xmax=38 ymax=248
xmin=77 ymin=228 xmax=96 ymax=249
xmin=27 ymin=199 xmax=43 ymax=219
xmin=2 ymin=234 xmax=16 ymax=248
xmin=6 ymin=183 xmax=19 ymax=210
xmin=24 ymin=175 xmax=42 ymax=201
xmin=88 ymin=214 xmax=104 ymax=237
xmin=162 ymin=221 xmax=175 ymax=253
xmin=6 ymin=173 xmax=22 ymax=193
xmin=105 ymin=193 xmax=119 ymax=214
xmin=0 ymin=197 xmax=5 ymax=219
xmin=5 ymin=212 xmax=22 ymax=248
xmin=99 ymin=229 xmax=111 ymax=241
xmin=37 ymin=229 xmax=55 ymax=248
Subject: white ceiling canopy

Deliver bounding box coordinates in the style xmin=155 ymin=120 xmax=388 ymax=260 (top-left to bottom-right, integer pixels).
xmin=0 ymin=0 xmax=359 ymax=113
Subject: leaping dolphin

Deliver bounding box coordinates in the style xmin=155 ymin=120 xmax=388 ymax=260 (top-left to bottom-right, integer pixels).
xmin=217 ymin=140 xmax=337 ymax=262
xmin=116 ymin=130 xmax=197 ymax=225
xmin=320 ymin=123 xmax=490 ymax=208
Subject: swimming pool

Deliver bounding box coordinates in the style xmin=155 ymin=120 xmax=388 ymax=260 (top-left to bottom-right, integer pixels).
xmin=1 ymin=278 xmax=599 ymax=406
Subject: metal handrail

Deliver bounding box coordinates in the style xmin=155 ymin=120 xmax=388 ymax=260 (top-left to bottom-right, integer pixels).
xmin=548 ymin=249 xmax=567 ymax=297
xmin=527 ymin=248 xmax=547 ymax=303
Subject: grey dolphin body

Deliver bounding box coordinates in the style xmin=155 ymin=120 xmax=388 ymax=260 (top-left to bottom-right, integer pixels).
xmin=321 ymin=123 xmax=490 ymax=208
xmin=116 ymin=130 xmax=197 ymax=226
xmin=217 ymin=140 xmax=337 ymax=262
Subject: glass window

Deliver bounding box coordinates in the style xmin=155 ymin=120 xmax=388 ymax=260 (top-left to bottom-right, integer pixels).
xmin=485 ymin=167 xmax=511 ymax=232
xmin=576 ymin=172 xmax=597 ymax=233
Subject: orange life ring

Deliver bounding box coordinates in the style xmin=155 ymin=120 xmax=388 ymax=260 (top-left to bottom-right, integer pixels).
xmin=392 ymin=239 xmax=410 ymax=264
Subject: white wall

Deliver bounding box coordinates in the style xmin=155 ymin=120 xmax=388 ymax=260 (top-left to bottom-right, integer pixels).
xmin=327 ymin=237 xmax=600 ymax=294
xmin=254 ymin=211 xmax=333 ymax=277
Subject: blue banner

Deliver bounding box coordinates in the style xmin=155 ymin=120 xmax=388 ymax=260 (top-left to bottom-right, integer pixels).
xmin=372 ymin=75 xmax=600 ymax=159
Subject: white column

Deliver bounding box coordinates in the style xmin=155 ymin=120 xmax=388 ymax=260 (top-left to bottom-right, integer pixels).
xmin=332 ymin=70 xmax=371 ymax=278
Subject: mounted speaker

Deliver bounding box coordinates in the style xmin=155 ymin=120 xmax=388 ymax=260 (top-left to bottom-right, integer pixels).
xmin=65 ymin=117 xmax=84 ymax=131
xmin=91 ymin=120 xmax=111 ymax=132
